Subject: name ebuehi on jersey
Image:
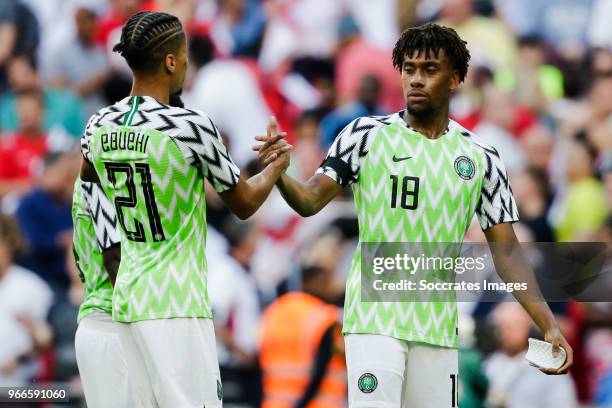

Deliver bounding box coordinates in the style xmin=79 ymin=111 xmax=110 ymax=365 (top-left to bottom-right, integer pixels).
xmin=101 ymin=130 xmax=150 ymax=154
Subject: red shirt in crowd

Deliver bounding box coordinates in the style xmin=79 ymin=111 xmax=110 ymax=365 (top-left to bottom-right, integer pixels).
xmin=336 ymin=38 xmax=405 ymax=112
xmin=0 ymin=133 xmax=48 ymax=181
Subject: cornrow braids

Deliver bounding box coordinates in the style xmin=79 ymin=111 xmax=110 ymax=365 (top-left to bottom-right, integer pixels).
xmin=113 ymin=11 xmax=185 ymax=73
xmin=392 ymin=23 xmax=471 ymax=82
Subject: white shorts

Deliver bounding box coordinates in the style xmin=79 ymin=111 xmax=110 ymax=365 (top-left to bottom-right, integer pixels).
xmin=345 ymin=334 xmax=458 ymax=408
xmin=75 ymin=312 xmax=156 ymax=408
xmin=129 ymin=317 xmax=222 ymax=408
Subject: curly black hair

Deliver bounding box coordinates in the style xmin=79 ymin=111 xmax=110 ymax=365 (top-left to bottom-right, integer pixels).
xmin=113 ymin=11 xmax=185 ymax=74
xmin=392 ymin=23 xmax=471 ymax=82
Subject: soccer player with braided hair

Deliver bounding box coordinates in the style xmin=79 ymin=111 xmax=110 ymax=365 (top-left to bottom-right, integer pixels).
xmin=79 ymin=11 xmax=290 ymax=407
xmin=254 ymin=23 xmax=573 ymax=407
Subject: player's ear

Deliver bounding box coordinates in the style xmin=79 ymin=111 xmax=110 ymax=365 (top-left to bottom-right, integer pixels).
xmin=165 ymin=54 xmax=176 ymax=74
xmin=449 ymin=69 xmax=460 ymax=94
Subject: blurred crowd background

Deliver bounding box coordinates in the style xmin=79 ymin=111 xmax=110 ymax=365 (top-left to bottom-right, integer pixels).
xmin=0 ymin=0 xmax=610 ymax=407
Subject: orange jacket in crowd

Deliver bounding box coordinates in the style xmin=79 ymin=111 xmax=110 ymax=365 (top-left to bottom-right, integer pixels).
xmin=260 ymin=292 xmax=347 ymax=408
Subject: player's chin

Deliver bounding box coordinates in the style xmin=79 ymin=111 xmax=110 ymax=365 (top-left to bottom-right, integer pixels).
xmin=406 ymin=104 xmax=433 ymax=116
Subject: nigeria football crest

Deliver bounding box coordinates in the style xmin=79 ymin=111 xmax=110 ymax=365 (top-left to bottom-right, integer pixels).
xmin=454 ymin=156 xmax=475 ymax=180
xmin=217 ymin=379 xmax=223 ymax=400
xmin=358 ymin=373 xmax=378 ymax=393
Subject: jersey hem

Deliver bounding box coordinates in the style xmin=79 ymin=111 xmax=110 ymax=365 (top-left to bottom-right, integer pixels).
xmin=77 ymin=305 xmax=113 ymax=324
xmin=112 ymin=311 xmax=213 ymax=323
xmin=341 ymin=326 xmax=458 ymax=349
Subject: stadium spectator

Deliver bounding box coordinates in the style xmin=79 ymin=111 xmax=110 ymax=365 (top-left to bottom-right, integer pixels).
xmin=595 ymin=368 xmax=612 ymax=407
xmin=95 ymin=0 xmax=152 ymax=50
xmin=302 ymin=230 xmax=351 ymax=295
xmin=344 ymin=0 xmax=400 ymax=49
xmin=438 ymin=0 xmax=517 ymax=70
xmin=259 ymin=264 xmax=346 ymax=407
xmin=493 ymin=0 xmax=537 ymax=38
xmin=15 ymin=152 xmax=78 ymax=292
xmin=290 ymin=112 xmax=324 ymax=180
xmin=553 ymin=136 xmax=607 ymax=241
xmin=0 ymin=89 xmax=48 ymax=197
xmin=485 ymin=303 xmax=579 ymax=408
xmin=258 ymin=0 xmax=344 ymax=72
xmin=581 ymin=300 xmax=612 ymax=406
xmin=209 ymin=0 xmax=266 ymax=57
xmin=334 ymin=15 xmax=403 ymax=112
xmin=510 ymin=168 xmax=555 ymax=242
xmin=458 ymin=316 xmax=489 ymax=408
xmin=187 ymin=35 xmax=271 ymax=166
xmin=525 ymin=0 xmax=595 ymax=60
xmin=0 ymin=214 xmax=52 ymax=386
xmin=0 ymin=56 xmax=85 ymax=138
xmin=451 ymin=64 xmax=494 ymax=128
xmin=472 ymin=84 xmax=528 ymax=173
xmin=319 ymin=75 xmax=385 ymax=149
xmin=96 ymin=0 xmax=155 ymax=104
xmin=208 ymin=218 xmax=262 ymax=405
xmin=495 ymin=36 xmax=565 ymax=112
xmin=591 ymin=48 xmax=612 ymax=79
xmin=582 ymin=72 xmax=612 ymax=154
xmin=286 ymin=56 xmax=336 ymax=117
xmin=603 ymin=155 xmax=612 ymax=212
xmin=0 ymin=0 xmax=39 ymax=93
xmin=588 ymin=0 xmax=612 ymax=49
xmin=520 ymin=124 xmax=555 ymax=172
xmin=45 ymin=269 xmax=82 ymax=387
xmin=47 ymin=5 xmax=110 ymax=118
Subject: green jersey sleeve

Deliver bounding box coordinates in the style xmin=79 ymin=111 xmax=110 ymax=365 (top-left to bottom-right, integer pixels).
xmin=474 ymin=144 xmax=520 ymax=230
xmin=167 ymin=108 xmax=240 ymax=193
xmin=82 ymin=181 xmax=121 ymax=249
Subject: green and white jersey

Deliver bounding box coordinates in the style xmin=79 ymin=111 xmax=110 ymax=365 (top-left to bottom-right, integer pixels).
xmin=81 ymin=96 xmax=240 ymax=322
xmin=72 ymin=178 xmax=121 ymax=323
xmin=316 ymin=111 xmax=519 ymax=348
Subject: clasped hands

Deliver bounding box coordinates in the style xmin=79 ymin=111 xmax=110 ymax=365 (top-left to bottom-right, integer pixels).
xmin=252 ymin=116 xmax=292 ymax=171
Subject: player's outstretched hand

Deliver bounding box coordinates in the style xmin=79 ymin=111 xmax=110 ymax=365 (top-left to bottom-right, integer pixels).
xmin=253 ymin=116 xmax=292 ymax=167
xmin=540 ymin=326 xmax=573 ymax=375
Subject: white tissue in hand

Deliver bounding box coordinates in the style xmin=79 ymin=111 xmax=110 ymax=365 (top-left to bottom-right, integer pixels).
xmin=525 ymin=338 xmax=566 ymax=370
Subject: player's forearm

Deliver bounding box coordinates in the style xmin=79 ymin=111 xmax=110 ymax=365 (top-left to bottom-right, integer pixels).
xmin=519 ymin=300 xmax=558 ymax=333
xmin=238 ymin=164 xmax=285 ymax=219
xmin=491 ymin=245 xmax=558 ymax=332
xmin=276 ymin=174 xmax=325 ymax=217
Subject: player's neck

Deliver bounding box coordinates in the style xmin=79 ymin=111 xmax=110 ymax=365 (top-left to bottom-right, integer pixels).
xmin=403 ymin=107 xmax=450 ymax=140
xmin=130 ymin=78 xmax=170 ymax=104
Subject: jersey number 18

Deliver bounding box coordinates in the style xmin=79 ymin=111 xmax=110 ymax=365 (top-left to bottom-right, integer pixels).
xmin=389 ymin=175 xmax=420 ymax=210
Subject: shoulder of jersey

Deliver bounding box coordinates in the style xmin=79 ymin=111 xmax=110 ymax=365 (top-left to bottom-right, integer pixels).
xmin=341 ymin=113 xmax=399 ymax=140
xmin=87 ymin=100 xmax=217 ymax=137
xmin=367 ymin=112 xmax=398 ymax=126
xmin=86 ymin=100 xmax=130 ymax=129
xmin=331 ymin=114 xmax=395 ymax=157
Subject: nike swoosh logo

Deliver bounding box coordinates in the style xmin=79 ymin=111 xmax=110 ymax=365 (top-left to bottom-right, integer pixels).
xmin=392 ymin=155 xmax=412 ymax=162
